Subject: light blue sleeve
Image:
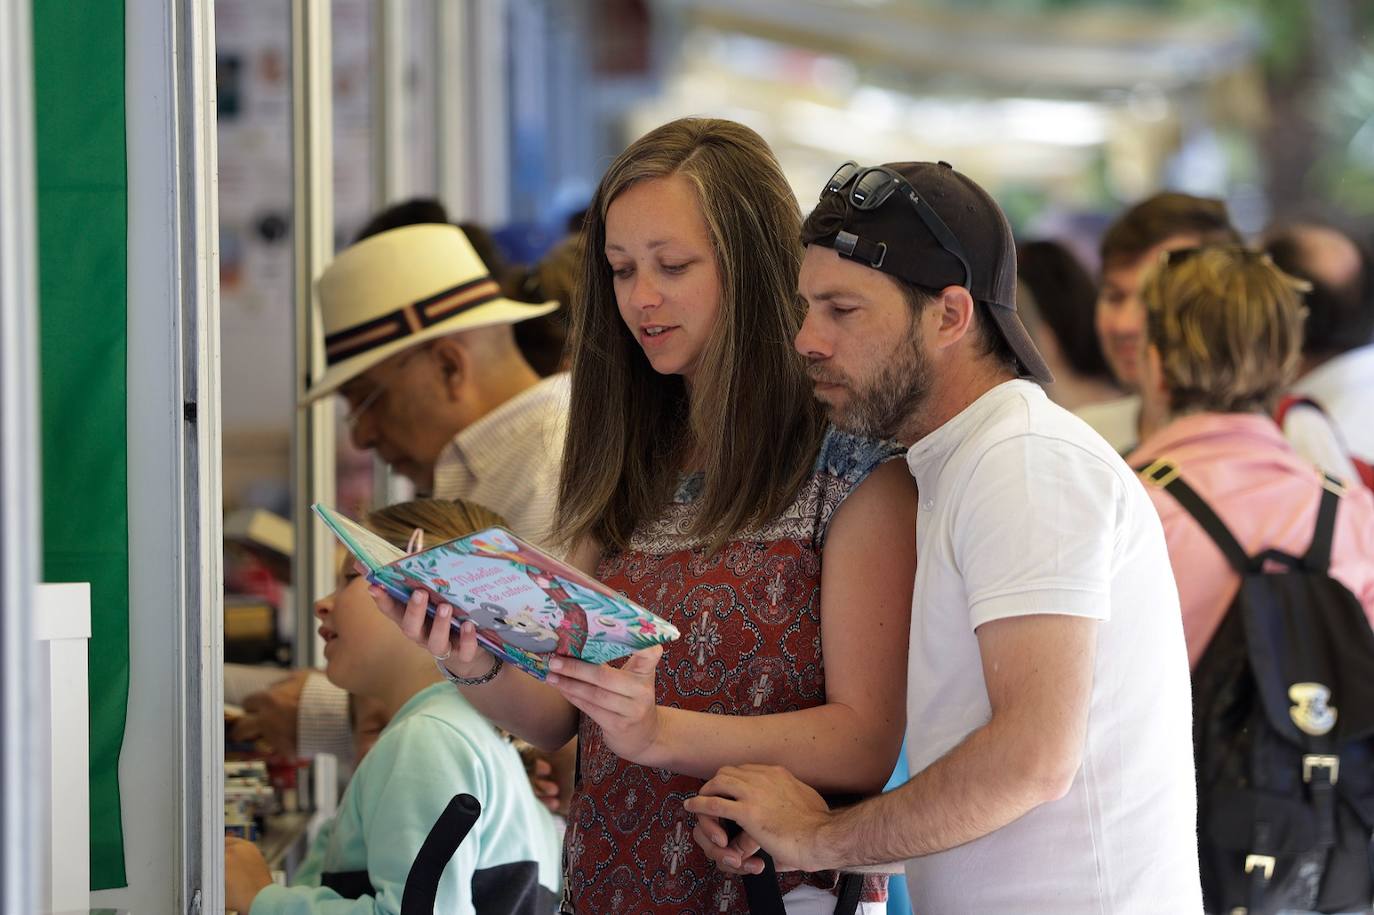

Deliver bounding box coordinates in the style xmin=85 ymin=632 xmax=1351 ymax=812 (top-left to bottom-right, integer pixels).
xmin=250 ymin=715 xmax=488 ymax=915
xmin=288 ymin=815 xmax=335 ymax=888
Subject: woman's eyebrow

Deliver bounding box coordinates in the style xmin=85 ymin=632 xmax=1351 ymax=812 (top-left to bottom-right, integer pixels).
xmin=605 ymin=239 xmax=674 ymax=253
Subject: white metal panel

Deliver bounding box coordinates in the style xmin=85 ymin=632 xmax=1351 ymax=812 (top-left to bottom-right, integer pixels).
xmin=434 ymin=0 xmax=471 ymax=217
xmin=469 ymin=0 xmax=510 ymax=224
xmin=92 ymin=1 xmax=223 ymax=913
xmin=435 ymin=0 xmax=511 ymax=223
xmin=371 ymin=0 xmax=411 ymax=205
xmin=292 ymin=0 xmax=339 ymax=665
xmin=0 ymin=0 xmax=42 ymax=911
xmin=171 ymin=0 xmax=227 ymax=910
xmin=35 ymin=583 xmax=91 ymax=915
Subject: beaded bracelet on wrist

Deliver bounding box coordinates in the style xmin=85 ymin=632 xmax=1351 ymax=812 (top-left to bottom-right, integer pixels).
xmin=434 ymin=653 xmax=504 ymax=686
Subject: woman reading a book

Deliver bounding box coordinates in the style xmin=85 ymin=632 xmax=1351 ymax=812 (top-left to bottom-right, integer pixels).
xmin=372 ymin=117 xmax=917 ymax=914
xmin=224 ymin=500 xmax=562 ymax=915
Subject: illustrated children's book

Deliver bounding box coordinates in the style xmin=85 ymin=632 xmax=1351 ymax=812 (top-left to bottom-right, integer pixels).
xmin=312 ymin=503 xmax=680 ymax=680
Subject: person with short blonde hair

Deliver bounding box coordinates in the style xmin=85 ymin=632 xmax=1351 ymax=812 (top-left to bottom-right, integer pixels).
xmin=1140 ymin=245 xmax=1307 ymax=416
xmin=1128 ymin=245 xmax=1374 ymax=668
xmin=1077 ymin=191 xmax=1243 ymax=452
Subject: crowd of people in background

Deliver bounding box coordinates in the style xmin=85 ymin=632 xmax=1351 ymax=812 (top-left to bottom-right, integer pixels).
xmin=225 ymin=116 xmax=1374 ymax=915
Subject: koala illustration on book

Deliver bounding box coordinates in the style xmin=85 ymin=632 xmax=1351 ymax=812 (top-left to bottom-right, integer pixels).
xmin=458 ymin=600 xmax=559 ymax=654
xmin=492 ymin=606 xmax=560 ymax=653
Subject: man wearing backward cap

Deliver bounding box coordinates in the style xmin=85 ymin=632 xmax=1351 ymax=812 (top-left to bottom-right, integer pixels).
xmin=687 ymin=161 xmax=1202 ymax=913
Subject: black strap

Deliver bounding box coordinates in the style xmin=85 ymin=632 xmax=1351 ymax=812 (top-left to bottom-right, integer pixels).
xmin=320 ymin=869 xmax=375 ymax=900
xmin=833 ymin=873 xmax=864 ymax=915
xmin=1246 ymin=860 xmax=1271 ymax=912
xmin=401 ymin=793 xmax=481 ymax=915
xmin=722 ymin=823 xmax=869 ymax=915
xmin=834 ymin=230 xmax=888 ymax=270
xmin=724 ymin=819 xmax=787 ymax=915
xmin=1137 ymin=460 xmax=1254 ymax=573
xmin=1302 ymin=475 xmax=1343 ymax=573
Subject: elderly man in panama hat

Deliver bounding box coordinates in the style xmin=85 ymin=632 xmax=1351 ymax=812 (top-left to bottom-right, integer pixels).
xmin=233 ymin=223 xmax=576 ymax=801
xmin=304 ymin=222 xmax=567 ymax=545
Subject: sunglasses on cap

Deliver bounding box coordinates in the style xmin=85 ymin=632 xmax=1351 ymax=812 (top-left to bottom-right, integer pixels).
xmin=824 ymin=162 xmax=973 ymax=288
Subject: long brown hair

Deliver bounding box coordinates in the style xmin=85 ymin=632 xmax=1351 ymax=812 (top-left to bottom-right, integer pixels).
xmin=557 ymin=117 xmax=826 ymax=552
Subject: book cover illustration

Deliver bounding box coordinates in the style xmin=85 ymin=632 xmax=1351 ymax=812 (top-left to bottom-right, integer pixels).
xmin=312 ymin=504 xmax=680 ymax=680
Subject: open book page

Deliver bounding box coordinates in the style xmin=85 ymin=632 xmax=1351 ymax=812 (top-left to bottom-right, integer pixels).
xmin=311 ymin=503 xmax=405 ymax=571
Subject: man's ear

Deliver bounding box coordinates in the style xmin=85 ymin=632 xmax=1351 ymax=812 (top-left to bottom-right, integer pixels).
xmin=430 ymin=337 xmax=468 ymax=399
xmin=928 ymin=285 xmax=977 ymax=351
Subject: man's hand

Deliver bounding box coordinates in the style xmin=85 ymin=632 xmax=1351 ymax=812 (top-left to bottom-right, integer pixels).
xmin=224 ymin=835 xmax=273 ymax=913
xmin=545 ymin=647 xmax=663 ymax=764
xmin=232 ymin=670 xmax=311 ymax=758
xmin=684 ymin=764 xmax=835 ymax=873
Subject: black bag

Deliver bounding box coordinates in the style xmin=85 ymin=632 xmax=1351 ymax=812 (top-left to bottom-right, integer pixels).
xmin=1140 ymin=460 xmax=1374 ymax=914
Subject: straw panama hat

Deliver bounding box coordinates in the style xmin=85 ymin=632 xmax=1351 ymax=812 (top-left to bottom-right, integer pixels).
xmin=301 ymin=223 xmax=559 ymax=402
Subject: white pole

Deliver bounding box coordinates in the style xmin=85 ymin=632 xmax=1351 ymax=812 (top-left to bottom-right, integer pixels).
xmin=434 ymin=0 xmax=471 ymax=218
xmin=292 ymin=0 xmax=338 ymax=668
xmin=372 ymin=0 xmax=411 ymax=206
xmin=469 ymin=0 xmax=510 ymax=225
xmin=0 ymin=0 xmax=41 ymax=910
xmin=107 ymin=1 xmax=223 ymax=911
xmin=35 ymin=584 xmax=91 ymax=915
xmin=370 ymin=0 xmax=412 ymax=509
xmin=170 ymin=1 xmax=226 ymax=910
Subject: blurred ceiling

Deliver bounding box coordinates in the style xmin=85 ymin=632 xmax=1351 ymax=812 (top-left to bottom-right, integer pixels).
xmin=679 ymin=0 xmax=1261 ymax=93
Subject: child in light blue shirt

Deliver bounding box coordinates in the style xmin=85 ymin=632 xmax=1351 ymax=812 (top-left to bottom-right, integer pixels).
xmin=225 ymin=500 xmax=561 ymax=915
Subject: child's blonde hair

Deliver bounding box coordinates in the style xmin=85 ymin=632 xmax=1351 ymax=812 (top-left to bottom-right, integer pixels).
xmin=365 ymin=499 xmax=506 ymax=552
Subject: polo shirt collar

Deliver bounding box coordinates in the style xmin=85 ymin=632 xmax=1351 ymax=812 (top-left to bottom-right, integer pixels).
xmin=1132 ymin=411 xmax=1286 ymax=463
xmin=904 ymin=379 xmax=1040 ymax=491
xmin=435 ymin=374 xmax=566 ymax=482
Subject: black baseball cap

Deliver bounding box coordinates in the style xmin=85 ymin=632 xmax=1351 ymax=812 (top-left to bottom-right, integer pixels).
xmin=812 ymin=160 xmax=1053 ymax=385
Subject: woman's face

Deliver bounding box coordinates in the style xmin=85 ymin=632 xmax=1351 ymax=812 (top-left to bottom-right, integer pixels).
xmin=604 ymin=174 xmax=723 ymax=387
xmin=314 ymin=556 xmax=416 ymax=697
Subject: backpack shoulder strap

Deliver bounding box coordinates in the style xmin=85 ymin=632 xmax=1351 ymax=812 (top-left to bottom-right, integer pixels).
xmin=1137 ymin=459 xmax=1254 ymax=573
xmin=1302 ymin=473 xmax=1345 ymax=573
xmin=1275 ymin=393 xmax=1323 ymax=427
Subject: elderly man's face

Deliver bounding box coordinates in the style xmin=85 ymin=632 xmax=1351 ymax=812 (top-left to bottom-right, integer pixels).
xmin=339 ymin=343 xmax=456 ymax=490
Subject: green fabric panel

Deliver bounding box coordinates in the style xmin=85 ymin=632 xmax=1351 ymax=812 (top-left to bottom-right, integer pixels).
xmin=32 ymin=1 xmax=130 ymax=891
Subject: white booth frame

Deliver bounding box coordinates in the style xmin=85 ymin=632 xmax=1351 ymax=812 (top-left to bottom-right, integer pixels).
xmin=0 ymin=0 xmax=42 ymax=911
xmin=92 ymin=2 xmax=225 ymax=913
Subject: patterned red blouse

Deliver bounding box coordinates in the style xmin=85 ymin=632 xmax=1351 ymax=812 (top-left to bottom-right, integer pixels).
xmin=561 ymin=429 xmax=902 ymax=913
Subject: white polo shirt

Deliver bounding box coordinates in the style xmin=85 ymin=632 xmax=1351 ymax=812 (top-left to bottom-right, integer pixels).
xmin=903 ymin=380 xmax=1201 ymax=914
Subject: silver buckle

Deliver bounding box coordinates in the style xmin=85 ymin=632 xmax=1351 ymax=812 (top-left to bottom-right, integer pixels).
xmin=1244 ymin=854 xmax=1275 ymax=881
xmin=869 ymin=241 xmax=887 ymax=269
xmin=1302 ymin=754 xmax=1340 ymax=784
